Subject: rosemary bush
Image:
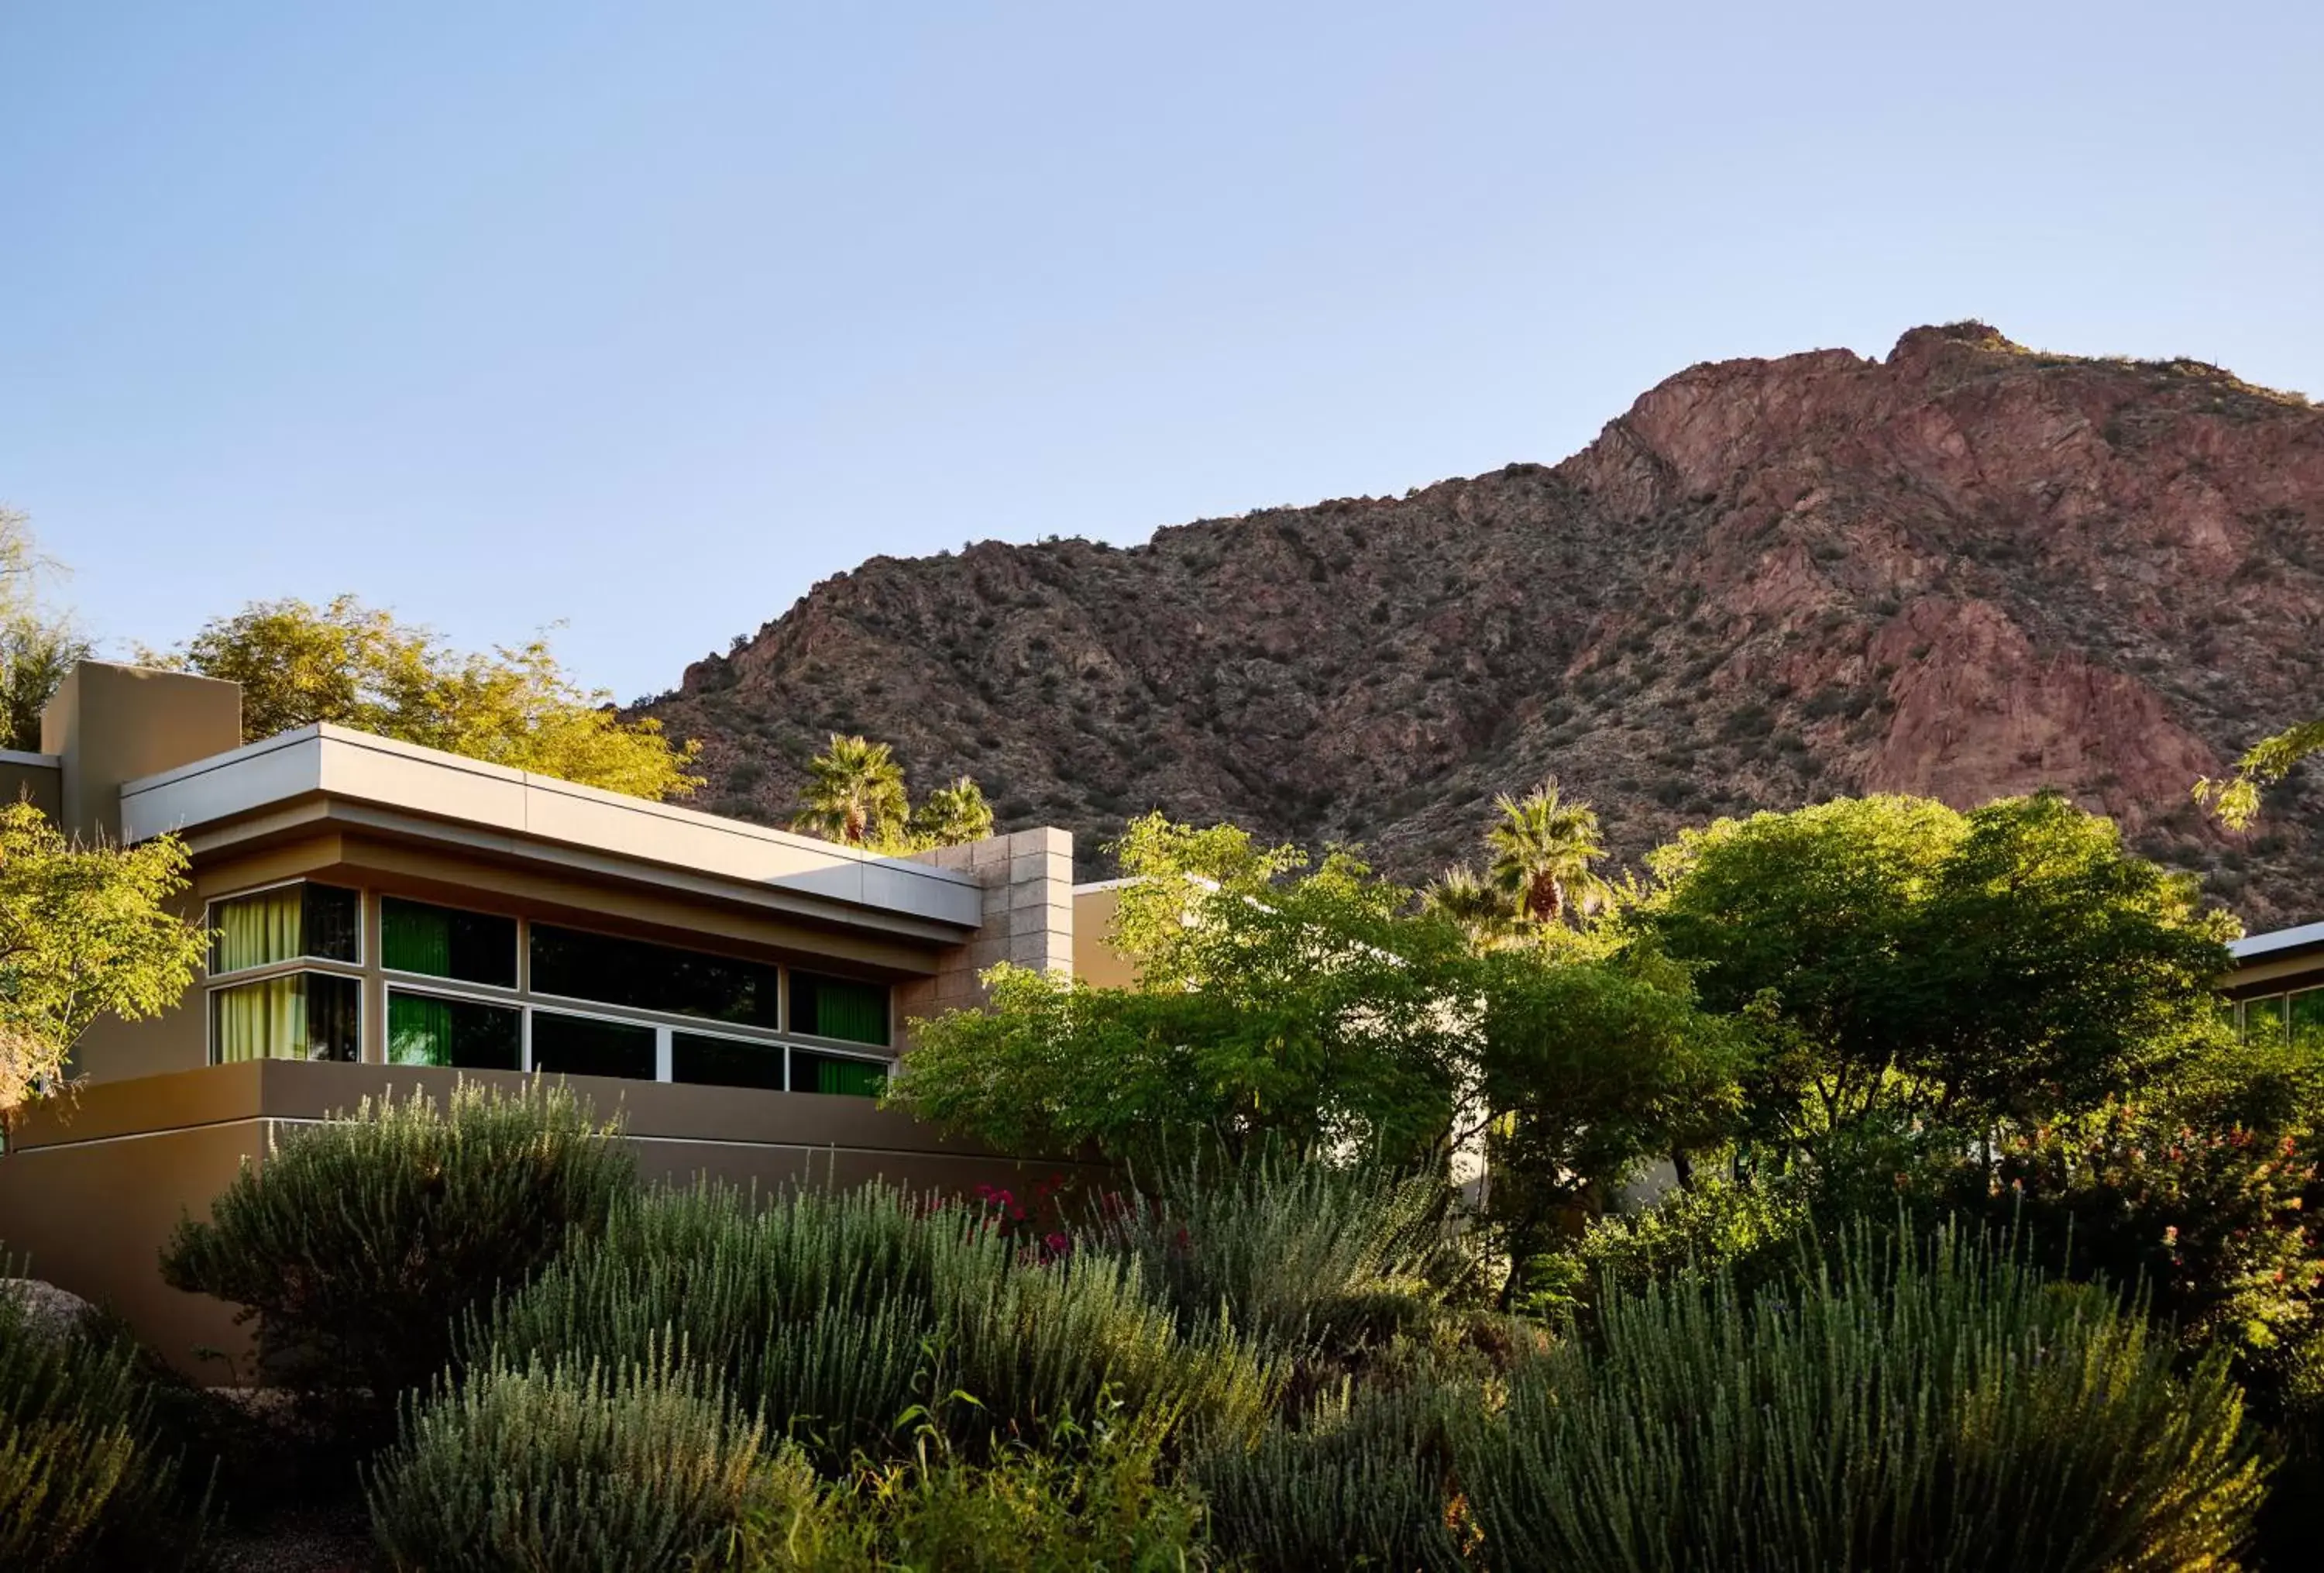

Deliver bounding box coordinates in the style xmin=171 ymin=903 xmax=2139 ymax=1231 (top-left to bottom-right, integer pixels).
xmin=727 ymin=1410 xmax=1218 ymax=1572
xmin=1196 ymin=1377 xmax=1472 ymax=1573
xmin=0 ymin=1282 xmax=206 ymax=1571
xmin=367 ymin=1347 xmax=804 ymax=1573
xmin=480 ymin=1180 xmax=1270 ymax=1471
xmin=1459 ymin=1222 xmax=2268 ymax=1572
xmin=1085 ymin=1151 xmax=1464 ymax=1367
xmin=161 ymin=1079 xmax=634 ymax=1429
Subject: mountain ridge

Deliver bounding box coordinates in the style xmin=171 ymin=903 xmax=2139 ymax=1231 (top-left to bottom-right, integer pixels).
xmin=638 ymin=323 xmax=2324 ymax=928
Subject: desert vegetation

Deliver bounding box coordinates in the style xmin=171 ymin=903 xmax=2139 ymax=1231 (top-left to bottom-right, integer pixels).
xmin=4 ymin=780 xmax=2321 ymax=1568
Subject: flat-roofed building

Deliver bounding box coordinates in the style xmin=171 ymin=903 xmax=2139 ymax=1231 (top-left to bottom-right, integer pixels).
xmin=0 ymin=661 xmax=1097 ymax=1368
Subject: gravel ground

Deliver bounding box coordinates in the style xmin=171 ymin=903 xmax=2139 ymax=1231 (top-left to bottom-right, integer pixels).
xmin=204 ymin=1502 xmax=373 ymax=1573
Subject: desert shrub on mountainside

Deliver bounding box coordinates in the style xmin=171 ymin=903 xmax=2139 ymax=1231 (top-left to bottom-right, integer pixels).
xmin=161 ymin=1081 xmax=634 ymax=1434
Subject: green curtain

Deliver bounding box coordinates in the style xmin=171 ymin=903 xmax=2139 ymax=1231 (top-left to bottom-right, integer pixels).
xmin=214 ymin=888 xmax=301 ymax=973
xmin=2248 ymin=995 xmax=2289 ymax=1048
xmin=383 ymin=900 xmax=452 ymax=977
xmin=211 ymin=976 xmax=307 ymax=1062
xmin=807 ymin=978 xmax=890 ymax=1045
xmin=814 ymin=1056 xmax=889 ymax=1098
xmin=387 ymin=993 xmax=452 ymax=1065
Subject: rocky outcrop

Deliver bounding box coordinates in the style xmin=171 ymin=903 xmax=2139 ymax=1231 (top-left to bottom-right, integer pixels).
xmin=638 ymin=325 xmax=2324 ymax=928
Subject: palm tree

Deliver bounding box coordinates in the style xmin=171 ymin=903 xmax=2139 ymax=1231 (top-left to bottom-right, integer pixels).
xmin=792 ymin=735 xmax=909 ymax=847
xmin=909 ymin=776 xmax=995 ymax=848
xmin=1486 ymin=778 xmax=1610 ymax=925
xmin=1420 ymin=863 xmax=1518 ymax=942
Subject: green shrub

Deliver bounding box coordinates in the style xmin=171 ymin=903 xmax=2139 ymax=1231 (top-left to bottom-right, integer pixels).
xmin=160 ymin=1079 xmax=634 ymax=1430
xmin=366 ymin=1348 xmax=805 ymax=1573
xmin=482 ymin=1181 xmax=1270 ymax=1471
xmin=1458 ymin=1222 xmax=2267 ymax=1572
xmin=730 ymin=1413 xmax=1218 ymax=1572
xmin=0 ymin=1282 xmax=207 ymax=1571
xmin=1197 ymin=1378 xmax=1471 ymax=1572
xmin=1087 ymin=1152 xmax=1466 ymax=1371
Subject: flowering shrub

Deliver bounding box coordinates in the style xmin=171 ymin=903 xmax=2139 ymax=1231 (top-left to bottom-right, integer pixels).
xmin=1941 ymin=1099 xmax=2324 ymax=1410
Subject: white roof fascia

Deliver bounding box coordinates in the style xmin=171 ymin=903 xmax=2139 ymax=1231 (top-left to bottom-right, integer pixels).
xmin=2231 ymin=920 xmax=2324 ymax=962
xmin=119 ymin=725 xmax=983 ymax=930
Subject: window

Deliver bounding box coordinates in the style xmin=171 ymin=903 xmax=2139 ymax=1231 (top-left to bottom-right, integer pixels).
xmin=387 ymin=990 xmax=522 ymax=1071
xmin=211 ymin=972 xmax=360 ymax=1063
xmin=382 ymin=897 xmax=517 ymax=988
xmin=2247 ymin=994 xmax=2289 ymax=1048
xmin=211 ymin=883 xmax=359 ymax=973
xmin=791 ymin=1047 xmax=889 ymax=1099
xmin=529 ymin=924 xmax=780 ymax=1028
xmin=790 ymin=972 xmax=891 ymax=1046
xmin=531 ymin=1010 xmax=656 ymax=1081
xmin=2294 ymin=989 xmax=2324 ymax=1055
xmin=672 ymin=1031 xmax=786 ymax=1092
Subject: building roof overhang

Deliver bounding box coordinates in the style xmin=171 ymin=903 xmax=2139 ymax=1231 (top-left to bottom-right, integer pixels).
xmin=118 ymin=725 xmax=984 ymax=946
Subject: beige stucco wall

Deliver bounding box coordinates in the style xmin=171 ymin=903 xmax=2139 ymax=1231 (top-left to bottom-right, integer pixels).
xmin=0 ymin=753 xmax=61 ymax=819
xmin=896 ymin=828 xmax=1075 ymax=1041
xmin=1070 ymin=884 xmax=1141 ymax=990
xmin=0 ymin=1060 xmax=1109 ymax=1374
xmin=41 ymin=660 xmax=242 ymax=842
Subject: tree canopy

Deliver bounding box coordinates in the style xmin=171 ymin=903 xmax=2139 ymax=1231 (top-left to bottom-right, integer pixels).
xmin=146 ymin=595 xmax=701 ymax=801
xmin=2198 ymin=717 xmax=2324 ymax=828
xmin=0 ymin=507 xmax=93 ymax=752
xmin=1637 ymin=792 xmax=2236 ymax=1144
xmin=0 ymin=802 xmax=207 ymax=1121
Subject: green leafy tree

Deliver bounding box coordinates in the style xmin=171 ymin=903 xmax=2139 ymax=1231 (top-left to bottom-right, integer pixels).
xmin=894 ymin=821 xmax=1483 ymax=1169
xmin=2197 ymin=717 xmax=2324 ymax=828
xmin=146 ymin=595 xmax=702 ymax=801
xmin=0 ymin=802 xmax=207 ymax=1123
xmin=0 ymin=507 xmax=92 ymax=752
xmin=792 ymin=734 xmax=911 ymax=848
xmin=1639 ymin=792 xmax=2236 ymax=1148
xmin=1474 ymin=946 xmax=1750 ymax=1299
xmin=909 ymin=775 xmax=995 ymax=848
xmin=1485 ymin=778 xmax=1610 ymax=925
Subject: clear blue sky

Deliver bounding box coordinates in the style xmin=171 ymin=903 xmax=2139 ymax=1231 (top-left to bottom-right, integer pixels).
xmin=5 ymin=2 xmax=2319 ymax=704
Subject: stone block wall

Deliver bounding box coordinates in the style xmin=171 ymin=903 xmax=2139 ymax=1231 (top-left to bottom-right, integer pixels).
xmin=894 ymin=828 xmax=1074 ymax=1047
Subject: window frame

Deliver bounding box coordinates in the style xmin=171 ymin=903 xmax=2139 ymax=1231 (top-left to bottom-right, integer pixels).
xmin=378 ymin=893 xmax=524 ymax=994
xmin=525 ymin=919 xmax=784 ymax=1032
xmin=524 ymin=1001 xmax=669 ymax=1083
xmin=205 ymin=878 xmax=366 ymax=979
xmin=383 ymin=983 xmax=526 ymax=1072
xmin=208 ymin=967 xmax=365 ymax=1065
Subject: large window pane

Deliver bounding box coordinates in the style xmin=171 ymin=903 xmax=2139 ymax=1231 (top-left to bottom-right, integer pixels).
xmin=387 ymin=991 xmax=521 ymax=1071
xmin=2294 ymin=990 xmax=2324 ymax=1055
xmin=790 ymin=1047 xmax=889 ymax=1099
xmin=672 ymin=1031 xmax=786 ymax=1092
xmin=791 ymin=972 xmax=890 ymax=1046
xmin=211 ymin=972 xmax=360 ymax=1063
xmin=382 ymin=897 xmax=517 ymax=988
xmin=2247 ymin=995 xmax=2289 ymax=1048
xmin=529 ymin=924 xmax=779 ymax=1028
xmin=211 ymin=883 xmax=359 ymax=973
xmin=531 ymin=1010 xmax=655 ymax=1081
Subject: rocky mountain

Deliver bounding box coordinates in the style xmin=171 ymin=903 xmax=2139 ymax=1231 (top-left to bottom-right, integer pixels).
xmin=639 ymin=324 xmax=2324 ymax=929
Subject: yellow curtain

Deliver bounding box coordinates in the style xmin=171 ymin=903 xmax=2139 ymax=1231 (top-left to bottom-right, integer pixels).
xmin=214 ymin=888 xmax=303 ymax=973
xmin=211 ymin=976 xmax=307 ymax=1062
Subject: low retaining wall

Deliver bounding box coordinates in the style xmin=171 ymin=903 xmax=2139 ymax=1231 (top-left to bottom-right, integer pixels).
xmin=0 ymin=1061 xmax=1097 ymax=1375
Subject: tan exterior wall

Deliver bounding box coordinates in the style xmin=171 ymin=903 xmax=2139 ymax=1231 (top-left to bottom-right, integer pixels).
xmin=896 ymin=828 xmax=1074 ymax=1041
xmin=1071 ymin=885 xmax=1141 ymax=990
xmin=0 ymin=753 xmax=61 ymax=818
xmin=41 ymin=660 xmax=241 ymax=841
xmin=0 ymin=1061 xmax=1109 ymax=1375
xmin=2224 ymin=951 xmax=2324 ymax=996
